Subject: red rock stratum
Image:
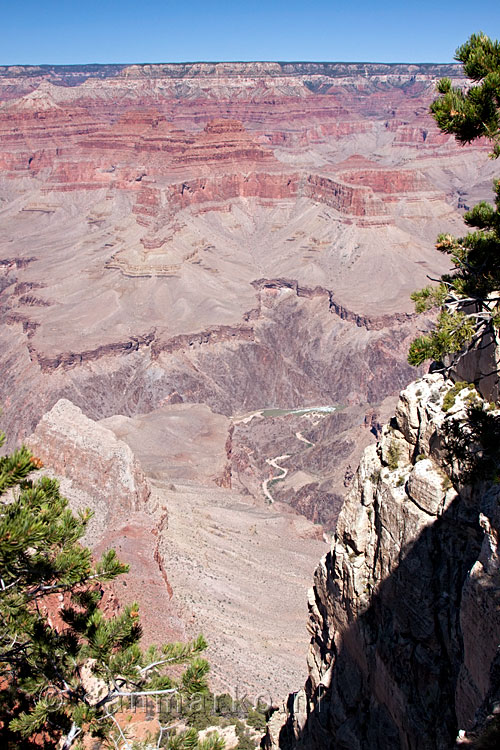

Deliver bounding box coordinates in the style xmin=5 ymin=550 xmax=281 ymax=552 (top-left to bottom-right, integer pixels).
xmin=0 ymin=61 xmax=497 ymax=696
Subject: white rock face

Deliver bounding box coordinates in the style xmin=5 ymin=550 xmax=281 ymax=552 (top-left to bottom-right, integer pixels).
xmin=26 ymin=399 xmax=151 ymax=542
xmin=406 ymin=458 xmax=447 ymax=515
xmin=270 ymin=374 xmax=500 ymax=750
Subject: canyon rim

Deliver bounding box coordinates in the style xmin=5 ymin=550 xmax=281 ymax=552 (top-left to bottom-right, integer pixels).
xmin=0 ymin=55 xmax=499 ymax=748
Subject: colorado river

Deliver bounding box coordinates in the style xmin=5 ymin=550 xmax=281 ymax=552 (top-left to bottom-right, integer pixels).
xmin=232 ymin=404 xmax=335 ymax=502
xmin=233 ymin=404 xmax=336 ymax=425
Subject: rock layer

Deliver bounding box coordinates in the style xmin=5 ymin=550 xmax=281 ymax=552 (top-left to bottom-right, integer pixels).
xmin=1 ymin=62 xmax=495 ymax=505
xmin=26 ymin=398 xmax=151 ymax=515
xmin=271 ymin=375 xmax=500 ymax=749
xmin=2 ymin=62 xmax=500 ymax=700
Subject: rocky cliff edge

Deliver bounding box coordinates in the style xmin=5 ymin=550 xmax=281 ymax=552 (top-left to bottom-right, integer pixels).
xmin=25 ymin=398 xmax=152 ymax=544
xmin=267 ymin=373 xmax=500 ymax=750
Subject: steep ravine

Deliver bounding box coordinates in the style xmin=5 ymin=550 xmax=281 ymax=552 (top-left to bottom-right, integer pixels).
xmin=266 ymin=373 xmax=500 ymax=750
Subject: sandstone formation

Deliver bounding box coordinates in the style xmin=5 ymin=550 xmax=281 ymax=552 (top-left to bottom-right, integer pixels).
xmin=26 ymin=398 xmax=151 ymax=516
xmin=2 ymin=61 xmax=500 ymax=704
xmin=1 ymin=63 xmax=496 ymax=536
xmin=269 ymin=374 xmax=500 ymax=749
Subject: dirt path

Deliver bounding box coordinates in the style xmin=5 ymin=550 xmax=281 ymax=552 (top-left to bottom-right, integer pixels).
xmin=295 ymin=430 xmax=314 ymax=447
xmin=262 ymin=454 xmax=291 ymax=503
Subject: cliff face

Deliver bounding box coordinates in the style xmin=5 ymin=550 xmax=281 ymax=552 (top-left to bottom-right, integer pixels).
xmin=24 ymin=398 xmax=153 ymax=548
xmin=1 ymin=59 xmax=496 ymax=530
xmin=270 ymin=373 xmax=500 ymax=750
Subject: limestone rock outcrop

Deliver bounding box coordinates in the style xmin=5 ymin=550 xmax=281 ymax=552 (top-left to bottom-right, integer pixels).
xmin=271 ymin=374 xmax=500 ymax=749
xmin=26 ymin=398 xmax=151 ymax=522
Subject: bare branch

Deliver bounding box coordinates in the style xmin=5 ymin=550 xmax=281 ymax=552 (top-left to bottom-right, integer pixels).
xmin=104 ymin=706 xmax=133 ymax=750
xmin=139 ymin=656 xmax=182 ymax=674
xmin=61 ymin=722 xmax=82 ymax=750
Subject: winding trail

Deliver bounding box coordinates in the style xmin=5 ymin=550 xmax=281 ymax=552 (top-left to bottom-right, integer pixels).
xmin=295 ymin=430 xmax=315 ymax=447
xmin=232 ymin=404 xmax=334 ymax=502
xmin=262 ymin=454 xmax=291 ymax=504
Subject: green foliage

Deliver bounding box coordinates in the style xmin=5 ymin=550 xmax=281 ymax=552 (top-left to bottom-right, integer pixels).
xmin=408 ymin=311 xmax=477 ymax=367
xmin=198 ymin=733 xmax=226 ymax=750
xmin=0 ymin=434 xmax=41 ymax=493
xmin=0 ymin=438 xmax=220 ymax=750
xmin=245 ymin=705 xmax=267 ymax=732
xmin=410 ymin=284 xmax=448 ymax=313
xmin=432 ymin=186 xmax=500 ymax=299
xmin=408 ymin=33 xmax=500 ymax=368
xmin=387 ymin=441 xmax=401 ymax=471
xmin=182 ymin=658 xmax=211 ymax=696
xmin=441 ymin=381 xmax=470 ymax=411
xmin=465 ymin=389 xmax=482 ymax=408
xmin=160 ymin=689 xmax=265 ymax=749
xmin=442 ymin=404 xmax=500 ymax=483
xmin=233 ymin=720 xmax=258 ymax=750
xmin=431 ymin=33 xmax=500 ymax=158
xmin=162 ymin=727 xmax=225 ymax=750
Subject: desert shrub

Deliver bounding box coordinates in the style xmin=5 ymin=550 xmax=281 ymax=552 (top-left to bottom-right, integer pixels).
xmin=442 ymin=381 xmax=470 ymax=411
xmin=387 ymin=441 xmax=402 ymax=470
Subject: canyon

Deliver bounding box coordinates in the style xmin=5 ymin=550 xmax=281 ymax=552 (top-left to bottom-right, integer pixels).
xmin=0 ymin=62 xmax=498 ymax=708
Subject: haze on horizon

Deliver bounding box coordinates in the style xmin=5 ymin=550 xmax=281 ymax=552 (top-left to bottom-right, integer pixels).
xmin=2 ymin=0 xmax=499 ymax=67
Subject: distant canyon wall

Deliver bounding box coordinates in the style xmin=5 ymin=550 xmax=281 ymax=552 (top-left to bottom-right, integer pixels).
xmin=0 ymin=58 xmax=495 ymax=530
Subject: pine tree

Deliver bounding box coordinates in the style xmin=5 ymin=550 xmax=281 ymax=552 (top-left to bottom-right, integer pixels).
xmin=0 ymin=431 xmax=224 ymax=750
xmin=408 ymin=32 xmax=500 ymax=370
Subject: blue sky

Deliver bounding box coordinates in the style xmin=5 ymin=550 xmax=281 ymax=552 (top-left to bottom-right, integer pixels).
xmin=1 ymin=0 xmax=499 ymax=65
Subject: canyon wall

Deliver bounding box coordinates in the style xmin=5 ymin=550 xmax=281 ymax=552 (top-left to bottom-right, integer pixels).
xmin=2 ymin=62 xmax=499 ymax=702
xmin=267 ymin=374 xmax=500 ymax=749
xmin=0 ymin=57 xmax=497 ymax=533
